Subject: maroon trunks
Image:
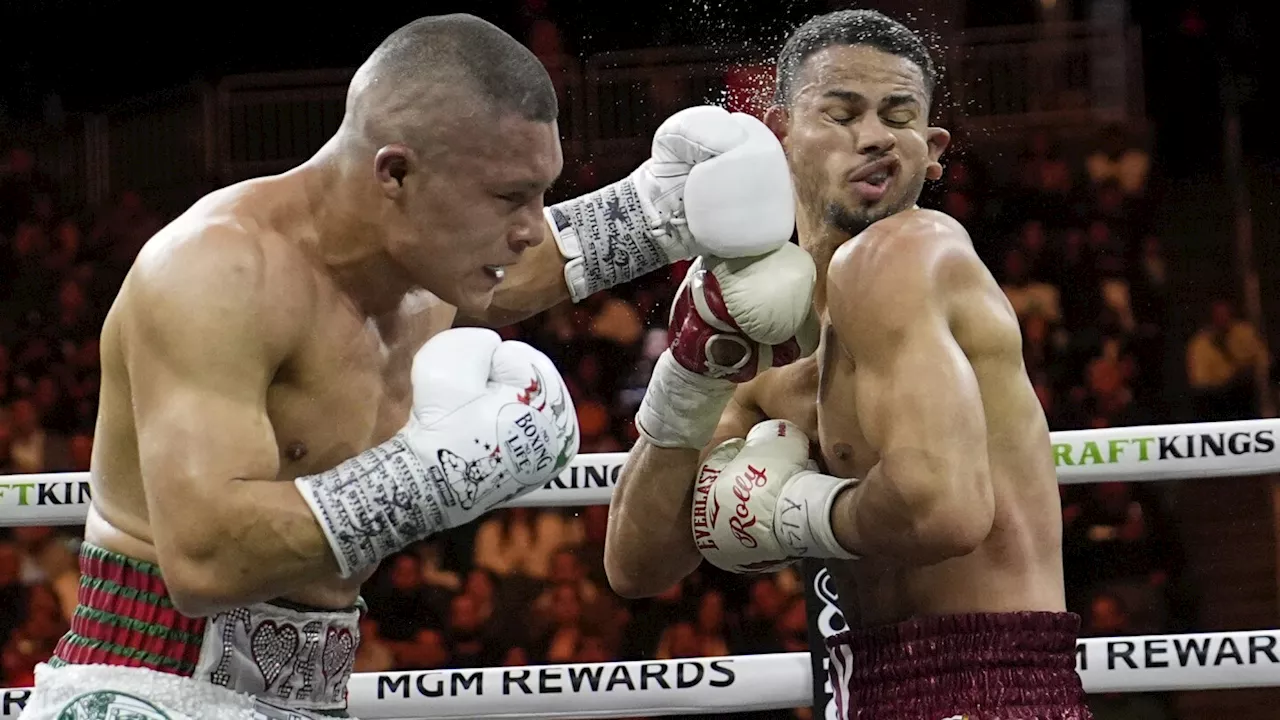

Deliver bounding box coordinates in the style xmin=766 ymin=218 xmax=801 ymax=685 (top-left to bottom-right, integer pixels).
xmin=826 ymin=611 xmax=1092 ymax=720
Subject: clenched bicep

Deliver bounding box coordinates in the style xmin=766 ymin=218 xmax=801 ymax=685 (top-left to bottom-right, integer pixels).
xmin=852 ymin=314 xmax=989 ymax=477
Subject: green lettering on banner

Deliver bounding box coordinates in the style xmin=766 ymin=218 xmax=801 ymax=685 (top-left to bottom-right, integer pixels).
xmin=1131 ymin=436 xmax=1155 ymax=461
xmin=1052 ymin=443 xmax=1074 ymax=467
xmin=1079 ymin=441 xmax=1103 ymax=465
xmin=0 ymin=483 xmax=35 ymax=505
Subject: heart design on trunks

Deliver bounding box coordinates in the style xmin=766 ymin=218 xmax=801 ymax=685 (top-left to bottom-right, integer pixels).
xmin=322 ymin=627 xmax=356 ymax=680
xmin=251 ymin=621 xmax=301 ymax=688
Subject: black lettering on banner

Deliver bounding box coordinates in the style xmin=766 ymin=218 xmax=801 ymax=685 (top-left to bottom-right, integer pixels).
xmin=676 ymin=662 xmax=703 ymax=689
xmin=1201 ymin=433 xmax=1224 ymax=457
xmin=36 ymin=483 xmax=64 ymax=505
xmin=1076 ymin=642 xmax=1088 ymax=672
xmin=539 ymin=668 xmax=562 ymax=694
xmin=708 ymin=660 xmax=736 ymax=688
xmin=418 ymin=674 xmax=445 ymax=698
xmin=1250 ymin=634 xmax=1278 ymax=664
xmin=1228 ymin=432 xmax=1251 ymax=454
xmin=605 ymin=665 xmax=636 ymax=691
xmin=568 ymin=665 xmax=603 ymax=692
xmin=1174 ymin=636 xmax=1211 ymax=666
xmin=3 ymin=690 xmax=31 ymax=715
xmin=504 ymin=669 xmax=532 ymax=695
xmin=640 ymin=663 xmax=669 ymax=690
xmin=1256 ymin=431 xmax=1276 ymax=453
xmin=1108 ymin=641 xmax=1137 ymax=670
xmin=78 ymin=481 xmax=92 ymax=503
xmin=1144 ymin=639 xmax=1169 ymax=668
xmin=1214 ymin=638 xmax=1243 ymax=666
xmin=377 ymin=675 xmax=410 ymax=699
xmin=1158 ymin=436 xmax=1183 ymax=459
xmin=454 ymin=672 xmax=482 ymax=695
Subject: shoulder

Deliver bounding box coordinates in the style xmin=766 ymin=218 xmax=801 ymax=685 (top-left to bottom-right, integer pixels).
xmin=828 ymin=209 xmax=990 ymax=318
xmin=125 ymin=214 xmax=314 ymax=357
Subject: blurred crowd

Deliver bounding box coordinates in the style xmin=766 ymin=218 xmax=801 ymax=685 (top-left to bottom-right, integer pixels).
xmin=0 ymin=18 xmax=1272 ymax=720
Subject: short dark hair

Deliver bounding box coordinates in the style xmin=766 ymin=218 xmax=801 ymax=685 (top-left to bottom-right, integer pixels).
xmin=345 ymin=14 xmax=557 ymax=150
xmin=774 ymin=10 xmax=937 ymax=107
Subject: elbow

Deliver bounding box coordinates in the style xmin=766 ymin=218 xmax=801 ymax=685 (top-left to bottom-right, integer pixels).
xmin=905 ymin=474 xmax=995 ymax=564
xmin=156 ymin=538 xmax=251 ymax=618
xmin=604 ymin=543 xmax=684 ymax=600
xmin=161 ymin=559 xmax=242 ymax=617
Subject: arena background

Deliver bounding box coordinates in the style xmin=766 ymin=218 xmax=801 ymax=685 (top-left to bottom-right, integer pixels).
xmin=2 ymin=1 xmax=1279 ymax=718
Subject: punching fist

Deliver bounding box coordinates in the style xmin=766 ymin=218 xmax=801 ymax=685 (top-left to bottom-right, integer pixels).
xmin=639 ymin=106 xmax=796 ymax=259
xmin=635 ymin=244 xmax=819 ymax=450
xmin=546 ymin=106 xmax=796 ymax=303
xmin=668 ymin=243 xmax=820 ymax=382
xmin=296 ymin=328 xmax=579 ymax=578
xmin=693 ymin=420 xmax=857 ymax=574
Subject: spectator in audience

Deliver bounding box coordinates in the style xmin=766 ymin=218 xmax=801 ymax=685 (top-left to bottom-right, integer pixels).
xmin=1186 ymin=299 xmax=1268 ymax=420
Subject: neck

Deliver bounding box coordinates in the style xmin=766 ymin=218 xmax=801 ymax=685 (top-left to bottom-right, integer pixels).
xmin=294 ymin=138 xmax=415 ymax=318
xmin=797 ymin=209 xmax=852 ymax=318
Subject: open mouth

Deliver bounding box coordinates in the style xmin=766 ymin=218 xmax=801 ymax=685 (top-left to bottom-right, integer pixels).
xmin=848 ymin=157 xmax=899 ymax=202
xmin=483 ymin=265 xmax=507 ymax=282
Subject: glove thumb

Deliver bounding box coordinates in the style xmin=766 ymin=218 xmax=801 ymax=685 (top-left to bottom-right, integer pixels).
xmin=742 ymin=419 xmax=813 ymax=470
xmin=410 ymin=327 xmax=502 ymax=413
xmin=700 ymin=437 xmax=745 ymax=475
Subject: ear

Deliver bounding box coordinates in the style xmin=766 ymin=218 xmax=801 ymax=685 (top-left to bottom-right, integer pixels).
xmin=374 ymin=144 xmax=415 ymax=198
xmin=924 ymin=126 xmax=951 ymax=182
xmin=763 ymin=105 xmax=791 ymax=149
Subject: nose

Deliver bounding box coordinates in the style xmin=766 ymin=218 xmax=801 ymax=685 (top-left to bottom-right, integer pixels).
xmin=853 ymin=114 xmax=896 ymax=157
xmin=508 ymin=203 xmax=546 ymax=254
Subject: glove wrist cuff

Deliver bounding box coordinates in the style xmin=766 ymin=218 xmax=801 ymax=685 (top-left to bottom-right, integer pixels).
xmin=547 ymin=177 xmax=684 ymax=303
xmin=778 ymin=473 xmax=861 ymax=561
xmin=636 ymin=350 xmax=735 ymax=449
xmin=295 ymin=433 xmax=441 ymax=578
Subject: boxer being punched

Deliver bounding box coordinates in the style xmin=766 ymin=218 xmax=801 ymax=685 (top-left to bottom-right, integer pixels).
xmin=21 ymin=14 xmax=795 ymax=720
xmin=606 ymin=10 xmax=1089 ymax=719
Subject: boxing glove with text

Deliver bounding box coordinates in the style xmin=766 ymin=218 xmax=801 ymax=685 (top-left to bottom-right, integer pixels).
xmin=635 ymin=243 xmax=820 ymax=450
xmin=546 ymin=105 xmax=796 ymax=302
xmin=296 ymin=328 xmax=579 ymax=578
xmin=693 ymin=420 xmax=858 ymax=574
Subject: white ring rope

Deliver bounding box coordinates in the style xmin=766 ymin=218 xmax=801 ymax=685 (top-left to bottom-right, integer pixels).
xmin=2 ymin=418 xmax=1278 ymax=717
xmin=1 ymin=629 xmax=1279 ymax=719
xmin=2 ymin=418 xmax=1279 ymax=527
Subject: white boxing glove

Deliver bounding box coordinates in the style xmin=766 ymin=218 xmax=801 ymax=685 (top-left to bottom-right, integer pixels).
xmin=692 ymin=419 xmax=858 ymax=574
xmin=546 ymin=105 xmax=796 ymax=303
xmin=296 ymin=328 xmax=579 ymax=578
xmin=636 ymin=243 xmax=820 ymax=450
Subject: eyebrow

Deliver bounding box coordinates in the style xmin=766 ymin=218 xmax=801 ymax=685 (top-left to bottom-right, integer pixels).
xmin=821 ymin=89 xmax=922 ymax=108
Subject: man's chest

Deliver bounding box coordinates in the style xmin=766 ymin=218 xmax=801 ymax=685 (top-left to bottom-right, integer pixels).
xmin=755 ymin=324 xmax=878 ymax=479
xmin=267 ymin=291 xmax=457 ymax=476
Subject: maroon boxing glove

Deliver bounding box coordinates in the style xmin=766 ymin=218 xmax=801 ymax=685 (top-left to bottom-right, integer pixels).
xmin=636 ymin=244 xmax=820 ymax=449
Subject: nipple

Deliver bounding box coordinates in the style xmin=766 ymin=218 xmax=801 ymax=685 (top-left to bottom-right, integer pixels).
xmin=285 ymin=442 xmax=309 ymax=462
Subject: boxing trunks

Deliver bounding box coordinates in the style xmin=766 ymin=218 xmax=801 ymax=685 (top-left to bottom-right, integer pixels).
xmin=19 ymin=543 xmax=361 ymax=720
xmin=826 ymin=612 xmax=1092 ymax=720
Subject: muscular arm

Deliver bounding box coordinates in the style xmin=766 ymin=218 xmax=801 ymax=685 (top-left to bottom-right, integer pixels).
xmin=826 ymin=223 xmax=996 ymax=565
xmin=125 ymin=232 xmax=338 ymax=616
xmin=604 ymin=389 xmax=762 ymax=598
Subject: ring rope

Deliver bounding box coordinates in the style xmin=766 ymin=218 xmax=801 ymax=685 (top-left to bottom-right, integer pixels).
xmin=2 ymin=418 xmax=1279 ymax=717
xmin=2 ymin=628 xmax=1279 ymax=719
xmin=2 ymin=419 xmax=1279 ymax=526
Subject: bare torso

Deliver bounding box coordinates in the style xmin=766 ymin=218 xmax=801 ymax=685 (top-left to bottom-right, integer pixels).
xmin=86 ymin=179 xmax=459 ymax=610
xmin=743 ymin=288 xmax=1064 ymax=626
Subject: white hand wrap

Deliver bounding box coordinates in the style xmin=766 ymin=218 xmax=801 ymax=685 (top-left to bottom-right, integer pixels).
xmin=635 ymin=349 xmax=736 ymax=449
